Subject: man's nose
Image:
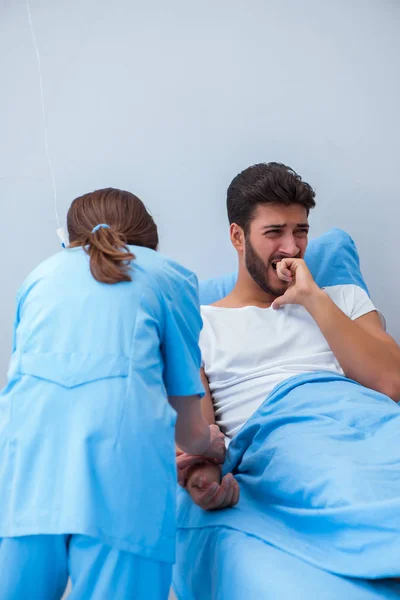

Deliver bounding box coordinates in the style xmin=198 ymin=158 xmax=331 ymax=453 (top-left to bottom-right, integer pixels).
xmin=278 ymin=234 xmax=300 ymax=257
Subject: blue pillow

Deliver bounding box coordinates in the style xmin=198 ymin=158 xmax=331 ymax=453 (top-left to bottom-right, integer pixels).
xmin=199 ymin=228 xmax=369 ymax=305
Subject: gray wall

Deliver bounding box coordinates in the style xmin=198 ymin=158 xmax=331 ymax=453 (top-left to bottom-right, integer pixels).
xmin=1 ymin=0 xmax=399 ymax=384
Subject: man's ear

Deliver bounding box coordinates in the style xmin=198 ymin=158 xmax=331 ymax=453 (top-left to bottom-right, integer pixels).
xmin=230 ymin=223 xmax=245 ymax=252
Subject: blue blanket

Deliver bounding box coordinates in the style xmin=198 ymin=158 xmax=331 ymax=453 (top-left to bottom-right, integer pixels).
xmin=176 ymin=372 xmax=400 ymax=581
xmin=173 ymin=528 xmax=400 ymax=600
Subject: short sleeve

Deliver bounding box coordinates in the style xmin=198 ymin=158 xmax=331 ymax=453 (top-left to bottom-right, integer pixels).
xmin=345 ymin=285 xmax=384 ymax=325
xmin=162 ymin=274 xmax=205 ymax=397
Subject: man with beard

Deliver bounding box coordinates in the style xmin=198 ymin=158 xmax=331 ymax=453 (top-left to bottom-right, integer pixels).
xmin=177 ymin=162 xmax=400 ymax=512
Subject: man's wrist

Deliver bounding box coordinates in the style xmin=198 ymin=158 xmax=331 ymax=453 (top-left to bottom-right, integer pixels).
xmin=300 ymin=285 xmax=327 ymax=313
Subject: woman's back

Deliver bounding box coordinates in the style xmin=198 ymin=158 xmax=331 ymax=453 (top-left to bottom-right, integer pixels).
xmin=0 ymin=244 xmax=202 ymax=563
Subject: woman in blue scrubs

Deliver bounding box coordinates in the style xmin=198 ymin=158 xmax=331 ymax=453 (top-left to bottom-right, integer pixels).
xmin=0 ymin=187 xmax=225 ymax=599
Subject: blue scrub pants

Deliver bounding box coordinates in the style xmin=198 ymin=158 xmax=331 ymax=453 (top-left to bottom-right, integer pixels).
xmin=0 ymin=534 xmax=172 ymax=599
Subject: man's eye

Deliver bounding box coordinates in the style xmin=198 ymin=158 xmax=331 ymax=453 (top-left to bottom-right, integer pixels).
xmin=296 ymin=229 xmax=309 ymax=237
xmin=264 ymin=230 xmax=281 ymax=236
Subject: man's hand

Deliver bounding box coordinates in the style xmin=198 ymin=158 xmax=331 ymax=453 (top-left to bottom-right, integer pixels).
xmin=272 ymin=258 xmax=322 ymax=309
xmin=186 ymin=462 xmax=240 ymax=511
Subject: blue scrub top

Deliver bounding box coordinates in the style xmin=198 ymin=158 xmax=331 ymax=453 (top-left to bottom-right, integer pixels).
xmin=0 ymin=246 xmax=204 ymax=563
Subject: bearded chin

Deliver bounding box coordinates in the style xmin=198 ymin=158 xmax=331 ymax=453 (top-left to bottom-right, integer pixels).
xmin=244 ymin=238 xmax=287 ymax=297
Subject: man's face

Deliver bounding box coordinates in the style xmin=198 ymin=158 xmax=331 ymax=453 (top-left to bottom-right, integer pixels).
xmin=242 ymin=204 xmax=309 ymax=297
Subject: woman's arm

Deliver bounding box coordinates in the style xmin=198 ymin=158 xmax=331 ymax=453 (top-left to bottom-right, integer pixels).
xmin=177 ymin=368 xmax=240 ymax=511
xmin=169 ymin=394 xmax=225 ymax=459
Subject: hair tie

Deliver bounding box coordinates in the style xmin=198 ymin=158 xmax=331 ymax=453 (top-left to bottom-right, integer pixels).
xmin=92 ymin=224 xmax=110 ymax=234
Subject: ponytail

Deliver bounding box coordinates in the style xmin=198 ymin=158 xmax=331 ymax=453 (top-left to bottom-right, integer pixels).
xmin=86 ymin=226 xmax=134 ymax=284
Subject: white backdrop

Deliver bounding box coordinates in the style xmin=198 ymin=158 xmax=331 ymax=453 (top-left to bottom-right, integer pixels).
xmin=1 ymin=0 xmax=399 ymax=384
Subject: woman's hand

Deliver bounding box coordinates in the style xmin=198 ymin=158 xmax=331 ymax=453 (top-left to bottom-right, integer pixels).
xmin=176 ymin=452 xmax=210 ymax=487
xmin=176 ymin=424 xmax=226 ymax=488
xmin=201 ymin=424 xmax=226 ymax=463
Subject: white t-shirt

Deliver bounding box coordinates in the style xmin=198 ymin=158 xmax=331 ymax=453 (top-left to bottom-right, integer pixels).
xmin=200 ymin=285 xmax=380 ymax=440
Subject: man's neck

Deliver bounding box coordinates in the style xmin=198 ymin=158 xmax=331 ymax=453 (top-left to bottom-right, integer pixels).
xmin=214 ymin=268 xmax=277 ymax=309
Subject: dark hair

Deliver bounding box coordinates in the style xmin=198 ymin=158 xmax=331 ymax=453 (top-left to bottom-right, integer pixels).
xmin=67 ymin=187 xmax=158 ymax=284
xmin=227 ymin=162 xmax=316 ymax=232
